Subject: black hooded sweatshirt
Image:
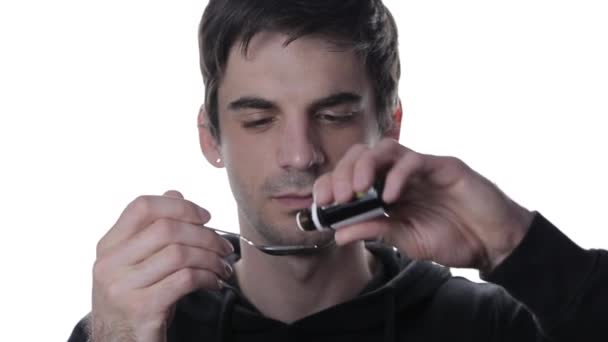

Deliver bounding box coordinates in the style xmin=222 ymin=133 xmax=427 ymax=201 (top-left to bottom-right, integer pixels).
xmin=68 ymin=213 xmax=608 ymax=341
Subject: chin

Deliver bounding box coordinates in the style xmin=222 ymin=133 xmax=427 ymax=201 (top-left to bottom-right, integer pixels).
xmin=257 ymin=216 xmax=334 ymax=246
xmin=288 ymin=228 xmax=335 ymax=246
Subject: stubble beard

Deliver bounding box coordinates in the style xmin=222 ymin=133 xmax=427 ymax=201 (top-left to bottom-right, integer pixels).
xmin=231 ymin=169 xmax=335 ymax=248
xmin=239 ymin=204 xmax=335 ymax=247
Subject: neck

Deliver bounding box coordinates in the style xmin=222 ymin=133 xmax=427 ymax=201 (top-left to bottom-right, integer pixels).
xmin=234 ymin=240 xmax=377 ymax=323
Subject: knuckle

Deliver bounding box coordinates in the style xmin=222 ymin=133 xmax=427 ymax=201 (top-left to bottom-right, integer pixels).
xmin=92 ymin=259 xmax=108 ymax=282
xmin=129 ymin=195 xmax=153 ymax=217
xmin=164 ymin=189 xmax=184 ymax=198
xmin=152 ymin=218 xmax=177 ymax=242
xmin=408 ymin=152 xmax=424 ymax=167
xmin=446 ymin=155 xmax=462 ymax=164
xmin=176 ymin=268 xmax=198 ymax=289
xmin=448 ymin=156 xmax=466 ymax=169
xmin=201 ymin=233 xmax=221 ymax=252
xmin=105 ymin=282 xmax=125 ymax=303
xmin=446 ymin=156 xmax=469 ymax=175
xmin=95 ymin=238 xmax=107 ymax=256
xmin=205 ymin=249 xmax=226 ymax=271
xmin=166 ymin=244 xmax=188 ymax=268
xmin=173 ymin=201 xmax=190 ymax=219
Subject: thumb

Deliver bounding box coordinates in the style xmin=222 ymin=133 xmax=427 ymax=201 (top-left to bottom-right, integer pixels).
xmin=163 ymin=189 xmax=184 ymax=199
xmin=334 ymin=217 xmax=392 ymax=246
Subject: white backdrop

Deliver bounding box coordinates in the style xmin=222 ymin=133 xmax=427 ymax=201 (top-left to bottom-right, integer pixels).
xmin=1 ymin=1 xmax=607 ymax=340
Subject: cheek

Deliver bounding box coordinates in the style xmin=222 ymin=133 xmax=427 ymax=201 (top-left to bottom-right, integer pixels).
xmin=319 ymin=123 xmax=372 ymax=164
xmin=221 ymin=131 xmax=274 ymax=196
xmin=224 ymin=145 xmax=260 ymax=184
xmin=224 ymin=154 xmax=261 ymax=208
xmin=222 ymin=131 xmax=273 ymax=172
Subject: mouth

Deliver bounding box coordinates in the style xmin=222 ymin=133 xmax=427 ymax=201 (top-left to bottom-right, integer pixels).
xmin=271 ymin=193 xmax=314 ymax=210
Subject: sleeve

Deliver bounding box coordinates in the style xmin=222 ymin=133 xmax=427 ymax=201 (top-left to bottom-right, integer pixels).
xmin=67 ymin=314 xmax=91 ymax=342
xmin=482 ymin=212 xmax=608 ymax=341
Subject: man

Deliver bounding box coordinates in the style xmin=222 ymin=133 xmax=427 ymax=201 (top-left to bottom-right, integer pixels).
xmin=69 ymin=0 xmax=608 ymax=341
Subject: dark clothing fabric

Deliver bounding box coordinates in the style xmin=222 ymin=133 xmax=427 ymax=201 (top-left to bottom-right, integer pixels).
xmin=68 ymin=212 xmax=608 ymax=341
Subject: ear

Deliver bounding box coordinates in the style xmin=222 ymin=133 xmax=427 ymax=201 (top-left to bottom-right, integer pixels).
xmin=197 ymin=105 xmax=224 ymax=168
xmin=384 ymin=99 xmax=402 ymax=140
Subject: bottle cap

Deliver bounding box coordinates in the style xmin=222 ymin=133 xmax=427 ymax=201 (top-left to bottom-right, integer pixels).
xmin=296 ymin=208 xmax=316 ymax=231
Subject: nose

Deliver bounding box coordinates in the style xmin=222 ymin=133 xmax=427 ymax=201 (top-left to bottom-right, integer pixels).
xmin=276 ymin=117 xmax=325 ymax=170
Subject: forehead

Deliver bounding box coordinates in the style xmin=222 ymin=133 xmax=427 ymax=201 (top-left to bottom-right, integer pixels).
xmin=217 ymin=32 xmax=373 ymax=107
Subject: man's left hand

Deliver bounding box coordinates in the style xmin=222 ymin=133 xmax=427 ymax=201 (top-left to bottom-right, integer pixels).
xmin=312 ymin=138 xmax=535 ymax=273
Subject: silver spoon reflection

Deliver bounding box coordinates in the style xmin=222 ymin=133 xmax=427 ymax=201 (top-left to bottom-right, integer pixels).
xmin=200 ymin=226 xmax=336 ymax=256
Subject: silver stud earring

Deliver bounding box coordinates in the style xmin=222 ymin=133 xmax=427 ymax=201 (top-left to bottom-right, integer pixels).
xmin=216 ymin=158 xmax=222 ymax=164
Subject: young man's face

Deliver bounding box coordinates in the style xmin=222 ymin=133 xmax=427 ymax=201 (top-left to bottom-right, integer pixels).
xmin=209 ymin=32 xmax=383 ymax=247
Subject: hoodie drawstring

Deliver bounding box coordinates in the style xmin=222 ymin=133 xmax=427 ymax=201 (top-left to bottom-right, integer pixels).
xmin=216 ymin=288 xmax=237 ymax=342
xmin=384 ymin=290 xmax=396 ymax=342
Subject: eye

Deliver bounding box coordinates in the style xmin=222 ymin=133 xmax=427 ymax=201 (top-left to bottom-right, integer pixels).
xmin=315 ymin=112 xmax=355 ymax=124
xmin=242 ymin=117 xmax=275 ymax=129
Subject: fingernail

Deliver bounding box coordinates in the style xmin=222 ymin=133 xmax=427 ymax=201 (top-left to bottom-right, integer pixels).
xmin=223 ymin=261 xmax=233 ymax=277
xmin=197 ymin=207 xmax=210 ymax=221
xmin=313 ymin=187 xmax=327 ymax=205
xmin=223 ymin=239 xmax=235 ymax=254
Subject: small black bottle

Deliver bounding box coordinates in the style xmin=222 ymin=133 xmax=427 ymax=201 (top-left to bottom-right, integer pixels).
xmin=296 ymin=180 xmax=388 ymax=232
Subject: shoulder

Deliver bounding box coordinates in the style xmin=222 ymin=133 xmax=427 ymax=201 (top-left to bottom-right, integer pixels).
xmin=433 ymin=276 xmax=518 ymax=311
xmin=420 ymin=276 xmax=535 ymax=339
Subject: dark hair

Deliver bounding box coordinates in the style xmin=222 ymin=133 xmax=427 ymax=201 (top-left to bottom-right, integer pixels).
xmin=198 ymin=0 xmax=400 ymax=142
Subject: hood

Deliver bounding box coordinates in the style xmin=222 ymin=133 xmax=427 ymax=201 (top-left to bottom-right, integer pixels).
xmin=173 ymin=235 xmax=452 ymax=342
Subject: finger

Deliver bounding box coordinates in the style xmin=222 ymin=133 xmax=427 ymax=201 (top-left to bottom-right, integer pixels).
xmin=425 ymin=155 xmax=471 ymax=188
xmin=126 ymin=244 xmax=232 ymax=289
xmin=330 ymin=144 xmax=369 ymax=204
xmin=333 ymin=217 xmax=392 ymax=246
xmin=98 ymin=195 xmax=211 ymax=256
xmin=333 ymin=217 xmax=427 ymax=259
xmin=143 ymin=268 xmax=222 ymax=311
xmin=107 ymin=219 xmax=234 ymax=266
xmin=313 ymin=172 xmax=334 ymax=207
xmin=384 ymin=152 xmax=469 ymax=204
xmin=163 ymin=190 xmax=184 ymax=199
xmin=382 ymin=150 xmax=426 ymax=204
xmin=336 ymin=215 xmax=438 ymax=261
xmin=352 ymin=138 xmax=405 ymax=194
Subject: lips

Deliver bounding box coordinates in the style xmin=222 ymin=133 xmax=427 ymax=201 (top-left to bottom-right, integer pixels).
xmin=272 ymin=194 xmax=314 ymax=210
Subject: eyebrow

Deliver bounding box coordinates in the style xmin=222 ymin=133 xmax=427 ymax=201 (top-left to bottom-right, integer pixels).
xmin=309 ymin=92 xmax=362 ymax=113
xmin=228 ymin=97 xmax=276 ymax=111
xmin=227 ymin=91 xmax=362 ymax=113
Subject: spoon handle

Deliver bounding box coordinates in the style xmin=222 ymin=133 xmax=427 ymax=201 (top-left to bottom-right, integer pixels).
xmin=199 ymin=225 xmax=241 ymax=238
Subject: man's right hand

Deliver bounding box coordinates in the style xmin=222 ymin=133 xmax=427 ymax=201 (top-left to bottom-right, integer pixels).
xmin=91 ymin=190 xmax=234 ymax=342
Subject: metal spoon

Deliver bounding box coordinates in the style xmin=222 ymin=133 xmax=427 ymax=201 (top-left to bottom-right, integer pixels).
xmin=201 ymin=226 xmax=336 ymax=256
